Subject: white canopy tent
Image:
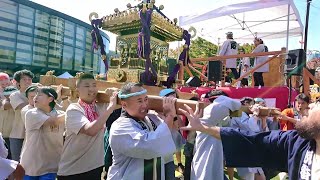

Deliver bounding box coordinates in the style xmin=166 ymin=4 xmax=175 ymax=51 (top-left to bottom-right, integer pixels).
xmin=179 ymin=0 xmax=304 ymax=50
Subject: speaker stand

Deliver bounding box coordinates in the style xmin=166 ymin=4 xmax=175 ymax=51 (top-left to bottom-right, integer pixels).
xmin=287 ymin=74 xmax=293 ymax=108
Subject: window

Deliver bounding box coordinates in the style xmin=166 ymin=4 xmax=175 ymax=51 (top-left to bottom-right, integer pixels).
xmin=0 ymin=11 xmax=17 ymax=21
xmin=48 ymin=56 xmax=60 ymax=68
xmin=74 ymin=48 xmax=84 ymax=71
xmin=64 ymin=21 xmax=75 ymax=37
xmin=62 ymin=45 xmax=73 ymax=70
xmin=16 ymin=42 xmax=32 ymax=52
xmin=33 ymin=37 xmax=48 ymax=47
xmin=63 ymin=36 xmax=73 ymax=45
xmin=76 ymin=40 xmax=84 ymax=48
xmin=32 ymin=53 xmax=46 ymax=67
xmin=84 ymin=51 xmax=92 ymax=70
xmin=18 ymin=16 xmax=33 ymax=25
xmin=0 ymin=30 xmax=15 ymax=39
xmin=19 ymin=5 xmax=34 ymax=17
xmin=0 ymin=49 xmax=15 ymax=63
xmin=34 ymin=29 xmax=49 ymax=40
xmin=93 ymin=53 xmax=99 ymax=73
xmin=0 ymin=0 xmax=18 ymax=29
xmin=17 ymin=34 xmax=32 ymax=43
xmin=0 ymin=20 xmax=16 ymax=30
xmin=33 ymin=46 xmax=47 ymax=56
xmin=35 ymin=10 xmax=49 ymax=23
xmin=0 ymin=0 xmax=18 ymax=14
xmin=16 ymin=51 xmax=32 ymax=65
xmin=75 ymin=26 xmax=85 ymax=48
xmin=18 ymin=25 xmax=33 ymax=34
xmin=0 ymin=38 xmax=15 ymax=48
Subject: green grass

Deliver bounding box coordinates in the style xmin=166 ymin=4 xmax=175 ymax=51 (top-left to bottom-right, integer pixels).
xmin=173 ymin=149 xmax=281 ymax=180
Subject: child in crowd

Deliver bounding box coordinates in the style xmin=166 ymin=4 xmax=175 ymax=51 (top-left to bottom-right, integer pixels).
xmin=9 ymin=69 xmax=34 ymax=161
xmin=20 ymin=87 xmax=65 ymax=180
xmin=0 ymin=86 xmax=18 ymax=157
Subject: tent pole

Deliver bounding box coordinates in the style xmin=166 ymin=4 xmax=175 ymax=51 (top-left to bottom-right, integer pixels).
xmin=304 ymin=0 xmax=312 ymax=52
xmin=286 ymin=3 xmax=290 ymax=52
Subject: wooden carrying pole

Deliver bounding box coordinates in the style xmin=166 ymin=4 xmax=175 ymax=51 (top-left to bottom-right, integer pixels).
xmin=50 ymin=85 xmax=205 ymax=115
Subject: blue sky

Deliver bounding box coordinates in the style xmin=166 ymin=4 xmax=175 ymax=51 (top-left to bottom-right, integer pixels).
xmin=294 ymin=0 xmax=320 ymax=51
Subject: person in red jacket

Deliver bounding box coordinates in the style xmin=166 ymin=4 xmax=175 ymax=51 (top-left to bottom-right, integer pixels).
xmin=279 ymin=93 xmax=310 ymax=131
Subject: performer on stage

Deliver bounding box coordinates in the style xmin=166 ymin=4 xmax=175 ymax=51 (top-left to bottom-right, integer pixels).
xmin=219 ymin=32 xmax=239 ymax=83
xmin=180 ymin=102 xmax=320 ymax=180
xmin=252 ymin=38 xmax=269 ymax=87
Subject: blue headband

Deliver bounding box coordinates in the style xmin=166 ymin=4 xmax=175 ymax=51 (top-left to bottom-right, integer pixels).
xmin=118 ymin=89 xmax=147 ymax=99
xmin=3 ymin=89 xmax=18 ymax=96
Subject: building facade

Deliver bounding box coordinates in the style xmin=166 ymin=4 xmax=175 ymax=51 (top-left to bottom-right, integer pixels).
xmin=0 ymin=0 xmax=110 ymax=81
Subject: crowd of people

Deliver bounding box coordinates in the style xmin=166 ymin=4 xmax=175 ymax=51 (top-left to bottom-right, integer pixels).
xmin=1 ymin=69 xmax=320 ymax=180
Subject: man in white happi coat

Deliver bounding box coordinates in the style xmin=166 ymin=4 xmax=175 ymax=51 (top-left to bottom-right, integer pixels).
xmin=107 ymin=83 xmax=177 ymax=180
xmin=219 ymin=32 xmax=239 ymax=83
xmin=191 ymin=96 xmax=241 ymax=180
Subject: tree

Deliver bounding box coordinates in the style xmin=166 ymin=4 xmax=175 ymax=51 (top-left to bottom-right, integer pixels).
xmin=239 ymin=43 xmax=256 ymax=66
xmin=189 ymin=37 xmax=218 ymax=59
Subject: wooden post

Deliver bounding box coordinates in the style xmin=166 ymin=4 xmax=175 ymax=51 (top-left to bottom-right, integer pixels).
xmin=190 ymin=51 xmax=282 ymax=62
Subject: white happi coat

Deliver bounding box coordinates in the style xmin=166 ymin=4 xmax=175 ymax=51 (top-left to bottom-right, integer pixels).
xmin=253 ymin=44 xmax=269 ymax=72
xmin=107 ymin=113 xmax=176 ymax=180
xmin=191 ymin=96 xmax=241 ymax=180
xmin=219 ymin=39 xmax=238 ymax=68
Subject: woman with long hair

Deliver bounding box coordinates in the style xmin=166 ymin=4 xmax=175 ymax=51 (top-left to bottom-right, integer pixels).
xmin=252 ymin=38 xmax=269 ymax=87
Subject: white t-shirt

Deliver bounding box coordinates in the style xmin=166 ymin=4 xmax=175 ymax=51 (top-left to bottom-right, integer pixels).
xmin=21 ymin=104 xmax=34 ymax=124
xmin=20 ymin=108 xmax=65 ymax=176
xmin=58 ymin=102 xmax=107 ymax=176
xmin=252 ymin=44 xmax=269 ymax=72
xmin=0 ymin=133 xmax=18 ymax=179
xmin=9 ymin=91 xmax=28 ymax=139
xmin=0 ymin=99 xmax=15 ymax=138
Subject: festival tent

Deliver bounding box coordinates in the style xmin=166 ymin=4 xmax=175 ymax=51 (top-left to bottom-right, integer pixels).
xmin=178 ymin=0 xmax=304 ymax=49
xmin=57 ymin=72 xmax=73 ymax=79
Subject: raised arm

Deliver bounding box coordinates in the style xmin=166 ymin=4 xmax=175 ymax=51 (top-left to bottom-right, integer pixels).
xmin=179 ymin=104 xmax=221 ymax=140
xmin=77 ymin=92 xmax=117 ymax=136
xmin=180 ymin=104 xmax=290 ymax=170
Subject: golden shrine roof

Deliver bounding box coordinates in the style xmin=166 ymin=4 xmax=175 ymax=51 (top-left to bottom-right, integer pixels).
xmin=98 ymin=5 xmax=184 ymax=42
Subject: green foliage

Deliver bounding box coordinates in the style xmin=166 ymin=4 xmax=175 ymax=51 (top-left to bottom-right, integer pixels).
xmin=189 ymin=37 xmax=218 ymax=59
xmin=239 ymin=43 xmax=256 ymax=66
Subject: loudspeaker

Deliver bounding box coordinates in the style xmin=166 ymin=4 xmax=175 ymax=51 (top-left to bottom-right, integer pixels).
xmin=186 ymin=76 xmax=201 ymax=87
xmin=207 ymin=60 xmax=223 ymax=81
xmin=286 ymin=49 xmax=306 ymax=76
